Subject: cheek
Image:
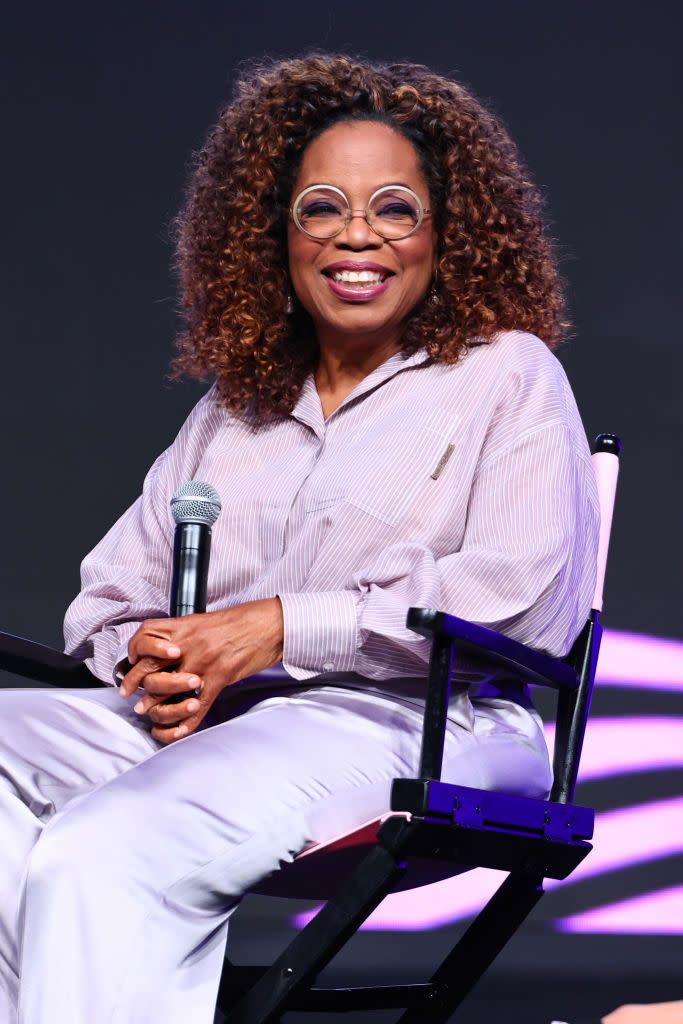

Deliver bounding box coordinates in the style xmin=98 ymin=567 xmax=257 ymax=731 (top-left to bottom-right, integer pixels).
xmin=399 ymin=239 xmax=436 ymax=287
xmin=287 ymin=230 xmax=317 ymax=286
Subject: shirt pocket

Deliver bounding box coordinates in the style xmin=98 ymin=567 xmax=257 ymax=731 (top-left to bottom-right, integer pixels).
xmin=304 ymin=405 xmax=461 ymax=529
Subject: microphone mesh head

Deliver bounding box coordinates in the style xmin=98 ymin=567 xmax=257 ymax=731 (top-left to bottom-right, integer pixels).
xmin=170 ymin=480 xmax=222 ymax=527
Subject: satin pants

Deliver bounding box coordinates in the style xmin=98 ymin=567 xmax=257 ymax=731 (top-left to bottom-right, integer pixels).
xmin=0 ymin=680 xmax=551 ymax=1023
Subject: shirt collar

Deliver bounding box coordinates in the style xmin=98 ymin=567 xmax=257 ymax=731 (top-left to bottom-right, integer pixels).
xmin=291 ymin=347 xmax=432 ymax=435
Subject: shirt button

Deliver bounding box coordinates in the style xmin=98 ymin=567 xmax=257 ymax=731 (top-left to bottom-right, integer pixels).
xmin=322 ymin=661 xmax=335 ymax=672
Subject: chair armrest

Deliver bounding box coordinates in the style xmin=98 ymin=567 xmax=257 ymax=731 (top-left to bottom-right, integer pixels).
xmin=0 ymin=631 xmax=103 ymax=688
xmin=406 ymin=608 xmax=579 ymax=691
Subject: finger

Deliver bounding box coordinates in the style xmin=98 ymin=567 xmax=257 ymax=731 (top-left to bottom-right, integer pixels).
xmin=151 ymin=693 xmax=213 ymax=743
xmin=141 ymin=671 xmax=203 ymax=701
xmin=150 ymin=709 xmax=207 ymax=743
xmin=169 ymin=703 xmax=209 ymax=738
xmin=151 ymin=722 xmax=191 ymax=745
xmin=128 ymin=633 xmax=182 ymax=666
xmin=135 ymin=617 xmax=185 ymax=638
xmin=145 ymin=696 xmax=201 ymax=724
xmin=120 ymin=656 xmax=175 ymax=698
xmin=120 ymin=657 xmax=161 ymax=697
xmin=133 ymin=674 xmax=201 ymax=716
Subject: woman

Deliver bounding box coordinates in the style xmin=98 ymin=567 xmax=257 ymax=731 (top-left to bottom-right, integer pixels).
xmin=0 ymin=53 xmax=598 ymax=1023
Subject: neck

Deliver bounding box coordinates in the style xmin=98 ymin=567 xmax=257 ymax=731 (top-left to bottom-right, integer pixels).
xmin=314 ymin=330 xmax=401 ymax=394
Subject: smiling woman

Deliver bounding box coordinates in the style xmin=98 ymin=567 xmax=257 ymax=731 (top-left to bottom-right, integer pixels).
xmin=172 ymin=53 xmax=566 ymax=419
xmin=286 ymin=120 xmax=439 ymax=416
xmin=0 ymin=52 xmax=598 ymax=1024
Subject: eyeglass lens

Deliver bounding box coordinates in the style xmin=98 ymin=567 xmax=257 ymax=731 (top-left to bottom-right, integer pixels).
xmin=295 ymin=187 xmax=421 ymax=239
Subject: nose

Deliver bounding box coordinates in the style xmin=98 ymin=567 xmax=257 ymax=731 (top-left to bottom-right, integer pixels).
xmin=335 ymin=211 xmax=383 ymax=248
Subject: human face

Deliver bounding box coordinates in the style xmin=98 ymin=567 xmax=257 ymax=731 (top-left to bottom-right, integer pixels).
xmin=287 ymin=121 xmax=438 ymax=353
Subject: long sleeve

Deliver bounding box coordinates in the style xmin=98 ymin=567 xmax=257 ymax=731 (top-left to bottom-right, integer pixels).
xmin=278 ymin=334 xmax=600 ymax=682
xmin=278 ymin=420 xmax=599 ymax=680
xmin=63 ymin=389 xmax=221 ymax=683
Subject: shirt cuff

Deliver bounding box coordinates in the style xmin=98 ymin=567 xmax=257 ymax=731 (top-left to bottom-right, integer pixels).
xmin=277 ymin=591 xmax=361 ymax=680
xmin=80 ymin=623 xmax=140 ymax=686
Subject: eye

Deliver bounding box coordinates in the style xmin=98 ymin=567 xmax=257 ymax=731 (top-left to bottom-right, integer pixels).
xmin=376 ymin=201 xmax=415 ymax=217
xmin=302 ymin=201 xmax=338 ymax=215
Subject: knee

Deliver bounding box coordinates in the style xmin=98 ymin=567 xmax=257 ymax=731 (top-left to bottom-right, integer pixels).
xmin=164 ymin=805 xmax=312 ymax=915
xmin=24 ymin=772 xmax=316 ymax=915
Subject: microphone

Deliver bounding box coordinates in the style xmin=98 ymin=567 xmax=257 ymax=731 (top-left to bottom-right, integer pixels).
xmin=160 ymin=480 xmax=222 ymax=707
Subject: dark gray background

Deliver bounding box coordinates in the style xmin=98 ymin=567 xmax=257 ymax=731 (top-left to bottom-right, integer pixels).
xmin=2 ymin=0 xmax=681 ymax=645
xmin=2 ymin=2 xmax=681 ymax=1019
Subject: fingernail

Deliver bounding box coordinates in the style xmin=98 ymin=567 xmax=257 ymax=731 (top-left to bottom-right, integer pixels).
xmin=187 ymin=676 xmax=200 ymax=687
xmin=134 ymin=701 xmax=144 ymax=713
xmin=176 ymin=725 xmax=187 ymax=736
xmin=167 ymin=646 xmax=181 ymax=657
xmin=186 ymin=699 xmax=199 ymax=713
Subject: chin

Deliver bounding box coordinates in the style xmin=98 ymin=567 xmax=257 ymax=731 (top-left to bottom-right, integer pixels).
xmin=324 ymin=313 xmax=392 ymax=334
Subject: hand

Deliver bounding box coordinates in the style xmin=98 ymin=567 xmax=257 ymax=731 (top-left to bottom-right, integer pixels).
xmin=119 ymin=597 xmax=284 ymax=744
xmin=602 ymin=1002 xmax=683 ymax=1023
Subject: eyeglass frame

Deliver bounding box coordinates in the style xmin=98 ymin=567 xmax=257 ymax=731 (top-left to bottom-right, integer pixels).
xmin=289 ymin=183 xmax=432 ymax=241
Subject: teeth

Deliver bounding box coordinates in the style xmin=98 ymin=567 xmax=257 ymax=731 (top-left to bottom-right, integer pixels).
xmin=330 ymin=270 xmax=385 ymax=285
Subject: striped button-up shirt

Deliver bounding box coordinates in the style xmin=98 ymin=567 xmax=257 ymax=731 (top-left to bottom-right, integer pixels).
xmin=64 ymin=330 xmax=599 ymax=704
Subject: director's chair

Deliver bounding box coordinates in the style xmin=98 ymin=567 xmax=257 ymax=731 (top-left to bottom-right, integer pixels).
xmin=0 ymin=433 xmax=621 ymax=1023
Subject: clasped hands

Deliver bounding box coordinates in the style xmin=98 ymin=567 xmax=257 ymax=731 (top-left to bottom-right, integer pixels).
xmin=118 ymin=597 xmax=284 ymax=744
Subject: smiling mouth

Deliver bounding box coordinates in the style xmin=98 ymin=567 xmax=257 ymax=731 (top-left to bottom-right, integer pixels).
xmin=321 ymin=269 xmax=394 ymax=288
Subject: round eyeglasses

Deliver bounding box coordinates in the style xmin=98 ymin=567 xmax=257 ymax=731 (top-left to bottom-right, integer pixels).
xmin=290 ymin=184 xmax=431 ymax=241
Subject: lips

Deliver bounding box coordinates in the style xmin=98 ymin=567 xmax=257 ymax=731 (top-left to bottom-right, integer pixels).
xmin=322 ymin=273 xmax=394 ymax=303
xmin=321 ymin=261 xmax=394 ymax=280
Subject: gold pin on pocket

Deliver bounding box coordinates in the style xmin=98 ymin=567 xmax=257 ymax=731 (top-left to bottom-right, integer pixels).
xmin=430 ymin=442 xmax=455 ymax=480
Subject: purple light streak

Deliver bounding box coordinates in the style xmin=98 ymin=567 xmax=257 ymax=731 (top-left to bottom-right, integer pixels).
xmin=559 ymin=886 xmax=683 ymax=934
xmin=544 ymin=717 xmax=683 ymax=779
xmin=598 ymin=629 xmax=683 ymax=690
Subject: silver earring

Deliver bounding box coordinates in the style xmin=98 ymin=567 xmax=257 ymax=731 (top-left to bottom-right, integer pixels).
xmin=286 ymin=290 xmax=294 ymax=315
xmin=429 ymin=283 xmax=439 ymax=304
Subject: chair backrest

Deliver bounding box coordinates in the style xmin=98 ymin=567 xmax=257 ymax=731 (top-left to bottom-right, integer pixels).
xmin=550 ymin=432 xmax=621 ymax=804
xmin=591 ymin=433 xmax=621 ymax=613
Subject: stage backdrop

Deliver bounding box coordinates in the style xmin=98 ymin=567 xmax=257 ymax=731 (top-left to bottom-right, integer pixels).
xmin=2 ymin=0 xmax=682 ymax=1011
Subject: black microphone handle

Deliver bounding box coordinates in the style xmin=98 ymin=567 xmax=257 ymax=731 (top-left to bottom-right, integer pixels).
xmin=162 ymin=521 xmax=211 ymax=707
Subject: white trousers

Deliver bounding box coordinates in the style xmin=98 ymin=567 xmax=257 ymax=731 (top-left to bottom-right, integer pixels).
xmin=0 ymin=680 xmax=551 ymax=1024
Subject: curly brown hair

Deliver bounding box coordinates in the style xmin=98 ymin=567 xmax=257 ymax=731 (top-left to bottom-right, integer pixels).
xmin=172 ymin=52 xmax=568 ymax=420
